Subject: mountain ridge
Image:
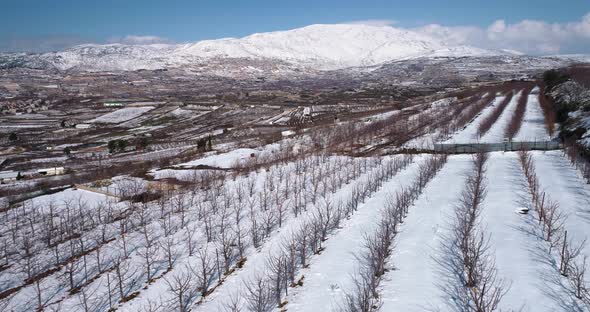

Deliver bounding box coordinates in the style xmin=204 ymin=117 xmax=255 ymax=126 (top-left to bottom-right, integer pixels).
xmin=0 ymin=24 xmax=520 ymax=72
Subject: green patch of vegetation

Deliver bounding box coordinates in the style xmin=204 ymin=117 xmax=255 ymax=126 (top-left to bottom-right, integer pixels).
xmin=543 ymin=69 xmax=570 ymax=93
xmin=108 ymin=139 xmax=128 ymax=153
xmin=8 ymin=132 xmax=17 ymax=142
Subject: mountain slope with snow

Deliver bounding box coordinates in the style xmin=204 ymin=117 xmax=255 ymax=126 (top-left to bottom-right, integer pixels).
xmin=0 ymin=24 xmax=516 ymax=72
xmin=175 ymin=24 xmax=471 ymax=68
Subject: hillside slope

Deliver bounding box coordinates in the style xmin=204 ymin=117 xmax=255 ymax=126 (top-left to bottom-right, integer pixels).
xmin=0 ymin=24 xmax=509 ymax=72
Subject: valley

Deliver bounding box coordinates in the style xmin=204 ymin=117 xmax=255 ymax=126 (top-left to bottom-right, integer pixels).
xmin=0 ymin=21 xmax=590 ymax=312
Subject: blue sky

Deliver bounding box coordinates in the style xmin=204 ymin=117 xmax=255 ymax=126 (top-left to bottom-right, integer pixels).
xmin=1 ymin=0 xmax=590 ymax=53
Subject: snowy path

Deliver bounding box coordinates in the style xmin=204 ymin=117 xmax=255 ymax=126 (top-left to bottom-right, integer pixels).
xmin=479 ymin=91 xmax=522 ymax=143
xmin=480 ymin=152 xmax=574 ymax=311
xmin=445 ymin=97 xmax=501 ymax=143
xmin=286 ymin=158 xmax=424 ymax=312
xmin=532 ymin=151 xmax=590 ymax=255
xmin=514 ymin=88 xmax=550 ymax=141
xmin=379 ymin=155 xmax=472 ymax=311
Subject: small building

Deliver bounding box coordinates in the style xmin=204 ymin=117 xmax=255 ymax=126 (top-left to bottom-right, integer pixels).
xmin=37 ymin=167 xmax=65 ymax=176
xmin=75 ymin=123 xmax=93 ymax=129
xmin=104 ymin=102 xmax=124 ymax=107
xmin=281 ymin=130 xmax=295 ymax=137
xmin=0 ymin=171 xmax=19 ymax=183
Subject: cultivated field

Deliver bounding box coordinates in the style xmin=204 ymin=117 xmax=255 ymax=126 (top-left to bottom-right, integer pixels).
xmin=1 ymin=80 xmax=589 ymax=312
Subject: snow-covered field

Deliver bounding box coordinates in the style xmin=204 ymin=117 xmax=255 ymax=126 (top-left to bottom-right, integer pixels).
xmin=287 ymin=158 xmax=425 ymax=312
xmin=177 ymin=148 xmax=259 ymax=168
xmin=478 ymin=91 xmax=522 ymax=143
xmin=477 ymin=153 xmax=568 ymax=311
xmin=445 ymin=96 xmax=502 ymax=143
xmin=89 ymin=106 xmax=154 ymax=123
xmin=4 ymin=85 xmax=590 ymax=312
xmin=445 ymin=87 xmax=552 ymax=144
xmin=514 ymin=90 xmax=552 ymax=141
xmin=532 ymin=151 xmax=590 ymax=253
xmin=379 ymin=155 xmax=472 ymax=311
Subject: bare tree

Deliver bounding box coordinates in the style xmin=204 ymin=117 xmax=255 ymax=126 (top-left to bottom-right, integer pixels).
xmin=223 ymin=292 xmax=243 ymax=312
xmin=452 ymin=152 xmax=509 ymax=311
xmin=340 ymin=268 xmax=377 ymax=312
xmin=569 ymin=255 xmax=590 ymax=305
xmin=267 ymin=251 xmax=287 ymax=306
xmin=295 ymin=222 xmax=310 ymax=268
xmin=243 ymin=274 xmax=275 ymax=312
xmin=138 ymin=222 xmax=160 ymax=282
xmin=165 ymin=268 xmax=196 ymax=312
xmin=185 ymin=225 xmax=198 ymax=257
xmin=63 ymin=259 xmax=81 ymax=291
xmin=142 ymin=298 xmax=164 ymax=312
xmin=76 ymin=280 xmax=101 ymax=312
xmin=248 ymin=196 xmax=263 ymax=248
xmin=190 ymin=247 xmax=215 ymax=297
xmin=113 ymin=256 xmax=140 ymax=300
xmin=161 ymin=236 xmax=179 ymax=270
xmin=274 ymin=193 xmax=288 ymax=228
xmin=543 ymin=200 xmax=565 ymax=250
xmin=559 ymin=231 xmax=586 ymax=277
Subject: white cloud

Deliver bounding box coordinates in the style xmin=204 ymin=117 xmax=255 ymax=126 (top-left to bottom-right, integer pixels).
xmin=342 ymin=19 xmax=398 ymax=27
xmin=411 ymin=13 xmax=590 ymax=54
xmin=107 ymin=35 xmax=172 ymax=45
xmin=412 ymin=24 xmax=483 ymax=46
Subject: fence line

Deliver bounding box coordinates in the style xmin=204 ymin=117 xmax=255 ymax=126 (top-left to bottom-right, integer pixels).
xmin=433 ymin=141 xmax=561 ymax=153
xmin=74 ymin=184 xmax=120 ymax=199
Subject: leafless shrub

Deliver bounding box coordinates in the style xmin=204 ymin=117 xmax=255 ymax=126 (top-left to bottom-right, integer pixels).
xmin=568 ymin=255 xmax=590 ymax=305
xmin=543 ymin=200 xmax=565 ymax=249
xmin=563 ymin=140 xmax=590 ymax=184
xmin=559 ymin=231 xmax=586 ymax=277
xmin=505 ymin=87 xmax=533 ymax=140
xmin=452 ymin=153 xmax=509 ymax=311
xmin=538 ymin=85 xmax=556 ymax=136
xmin=341 ymin=268 xmax=379 ymax=312
xmin=467 ymin=231 xmax=507 ymax=312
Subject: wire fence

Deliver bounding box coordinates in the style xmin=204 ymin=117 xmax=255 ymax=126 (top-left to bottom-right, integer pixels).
xmin=433 ymin=141 xmax=561 ymax=153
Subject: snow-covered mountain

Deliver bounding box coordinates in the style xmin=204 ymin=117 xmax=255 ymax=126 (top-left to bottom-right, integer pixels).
xmin=0 ymin=24 xmax=528 ymax=72
xmin=175 ymin=24 xmax=494 ymax=68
